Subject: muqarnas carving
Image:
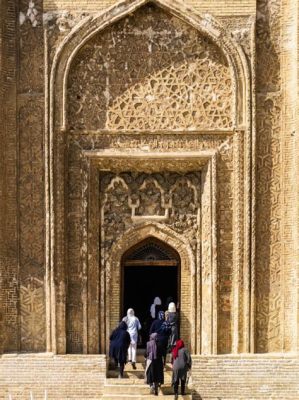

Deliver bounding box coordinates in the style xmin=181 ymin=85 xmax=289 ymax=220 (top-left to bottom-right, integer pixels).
xmin=100 ymin=172 xmax=200 ymax=256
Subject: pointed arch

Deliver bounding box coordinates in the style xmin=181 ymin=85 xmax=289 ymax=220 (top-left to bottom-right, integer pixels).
xmin=106 ymin=222 xmax=196 ymax=352
xmin=50 ymin=0 xmax=249 ymax=132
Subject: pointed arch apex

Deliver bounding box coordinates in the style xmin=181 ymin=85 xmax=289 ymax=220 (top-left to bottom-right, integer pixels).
xmin=50 ymin=0 xmax=248 ymax=132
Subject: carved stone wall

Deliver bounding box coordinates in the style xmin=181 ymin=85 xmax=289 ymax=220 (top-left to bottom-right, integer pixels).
xmin=67 ymin=4 xmax=233 ymax=132
xmin=6 ymin=0 xmax=296 ymax=364
xmin=18 ymin=0 xmax=46 ymax=352
xmin=102 ymin=172 xmax=200 ymax=345
xmin=216 ymin=139 xmax=234 ymax=353
xmin=255 ymin=0 xmax=283 ymax=352
xmin=0 ymin=0 xmax=19 ymax=352
xmin=60 ymin=1 xmax=240 ymax=354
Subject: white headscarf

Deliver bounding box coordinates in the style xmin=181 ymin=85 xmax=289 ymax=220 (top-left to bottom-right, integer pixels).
xmin=150 ymin=297 xmax=162 ymax=319
xmin=124 ymin=308 xmax=141 ymax=343
xmin=127 ymin=308 xmax=135 ymax=321
xmin=168 ymin=302 xmax=176 ymax=313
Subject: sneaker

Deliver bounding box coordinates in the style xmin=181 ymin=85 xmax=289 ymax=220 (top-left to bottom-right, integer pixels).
xmin=132 ymin=362 xmax=136 ymax=370
xmin=150 ymin=385 xmax=155 ymax=394
xmin=174 ymin=395 xmax=178 ymax=400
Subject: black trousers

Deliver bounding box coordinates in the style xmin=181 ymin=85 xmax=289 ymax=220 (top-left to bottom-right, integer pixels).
xmin=173 ymin=379 xmax=186 ymax=395
xmin=114 ymin=358 xmax=125 ymax=377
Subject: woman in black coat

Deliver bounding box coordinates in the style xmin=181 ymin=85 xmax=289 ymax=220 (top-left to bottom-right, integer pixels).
xmin=149 ymin=311 xmax=170 ymax=366
xmin=109 ymin=321 xmax=131 ymax=378
xmin=144 ymin=333 xmax=164 ymax=396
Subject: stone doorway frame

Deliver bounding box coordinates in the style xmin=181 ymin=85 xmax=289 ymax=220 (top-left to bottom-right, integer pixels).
xmin=85 ymin=149 xmax=218 ymax=354
xmin=46 ymin=0 xmax=253 ymax=355
xmin=109 ymin=224 xmax=193 ymax=353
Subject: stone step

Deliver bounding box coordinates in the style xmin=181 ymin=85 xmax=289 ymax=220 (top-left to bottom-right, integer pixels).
xmin=109 ymin=363 xmax=173 ymax=372
xmin=107 ymin=370 xmax=173 ymax=380
xmin=101 ymin=395 xmax=192 ymax=400
xmin=107 ymin=362 xmax=172 ymax=376
xmin=103 ymin=383 xmax=191 ymax=396
xmin=106 ymin=374 xmax=173 ymax=384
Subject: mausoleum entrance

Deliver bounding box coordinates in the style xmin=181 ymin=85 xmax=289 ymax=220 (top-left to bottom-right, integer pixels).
xmin=49 ymin=0 xmax=249 ymax=357
xmin=121 ymin=237 xmax=180 ymax=347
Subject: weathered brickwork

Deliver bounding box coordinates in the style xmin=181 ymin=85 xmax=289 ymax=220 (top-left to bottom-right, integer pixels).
xmin=1 ymin=0 xmax=299 ymax=398
xmin=191 ymin=355 xmax=299 ymax=399
xmin=0 ymin=354 xmax=106 ymax=399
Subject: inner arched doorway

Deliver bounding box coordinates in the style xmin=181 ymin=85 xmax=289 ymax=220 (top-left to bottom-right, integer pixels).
xmin=121 ymin=237 xmax=181 ymax=346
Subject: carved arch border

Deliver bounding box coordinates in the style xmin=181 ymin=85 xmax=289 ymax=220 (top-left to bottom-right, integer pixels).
xmin=50 ymin=0 xmax=250 ymax=132
xmin=46 ymin=0 xmax=255 ymax=354
xmin=107 ymin=222 xmax=196 ymax=352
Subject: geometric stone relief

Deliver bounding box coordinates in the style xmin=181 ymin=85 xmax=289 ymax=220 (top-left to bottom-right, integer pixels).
xmin=18 ymin=98 xmax=45 ymax=351
xmin=255 ymin=0 xmax=283 ymax=353
xmin=256 ymin=0 xmax=281 ymax=91
xmin=216 ymin=139 xmax=234 ymax=354
xmin=64 ymin=126 xmax=239 ymax=354
xmin=20 ymin=277 xmax=46 ymax=351
xmin=66 ymin=169 xmax=201 ymax=352
xmin=18 ymin=0 xmax=46 ymax=353
xmin=101 ymin=170 xmax=202 ymax=351
xmin=255 ymin=94 xmax=282 ymax=352
xmin=100 ymin=171 xmax=201 ymax=257
xmin=68 ymin=4 xmax=233 ymax=132
xmin=219 ymin=16 xmax=254 ymax=57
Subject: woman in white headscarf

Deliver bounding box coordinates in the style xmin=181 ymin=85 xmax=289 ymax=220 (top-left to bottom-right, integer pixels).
xmin=150 ymin=297 xmax=162 ymax=319
xmin=122 ymin=308 xmax=141 ymax=369
xmin=167 ymin=302 xmax=179 ymax=351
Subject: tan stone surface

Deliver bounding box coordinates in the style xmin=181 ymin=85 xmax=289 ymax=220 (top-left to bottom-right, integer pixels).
xmin=1 ymin=0 xmax=299 ymax=398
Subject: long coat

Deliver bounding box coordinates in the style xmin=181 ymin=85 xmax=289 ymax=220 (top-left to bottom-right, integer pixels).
xmin=167 ymin=312 xmax=179 ymax=349
xmin=109 ymin=323 xmax=131 ymax=364
xmin=172 ymin=347 xmax=192 ymax=384
xmin=144 ymin=341 xmax=164 ymax=385
xmin=149 ymin=319 xmax=170 ymax=355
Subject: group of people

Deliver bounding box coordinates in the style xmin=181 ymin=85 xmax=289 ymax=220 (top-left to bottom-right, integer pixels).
xmin=109 ymin=297 xmax=192 ymax=398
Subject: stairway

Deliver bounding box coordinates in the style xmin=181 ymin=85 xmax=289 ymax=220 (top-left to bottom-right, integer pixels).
xmin=102 ymin=354 xmax=192 ymax=399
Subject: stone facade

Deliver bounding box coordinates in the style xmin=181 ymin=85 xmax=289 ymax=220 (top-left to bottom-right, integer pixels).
xmin=0 ymin=0 xmax=299 ymax=398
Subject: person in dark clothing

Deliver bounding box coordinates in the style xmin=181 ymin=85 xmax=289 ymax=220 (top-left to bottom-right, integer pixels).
xmin=149 ymin=311 xmax=171 ymax=366
xmin=144 ymin=333 xmax=164 ymax=396
xmin=171 ymin=339 xmax=192 ymax=399
xmin=109 ymin=321 xmax=131 ymax=378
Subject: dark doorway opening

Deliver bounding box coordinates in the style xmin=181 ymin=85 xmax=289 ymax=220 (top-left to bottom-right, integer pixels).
xmin=121 ymin=237 xmax=180 ymax=347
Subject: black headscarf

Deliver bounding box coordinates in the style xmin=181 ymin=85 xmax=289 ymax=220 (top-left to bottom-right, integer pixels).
xmin=109 ymin=321 xmax=130 ymax=363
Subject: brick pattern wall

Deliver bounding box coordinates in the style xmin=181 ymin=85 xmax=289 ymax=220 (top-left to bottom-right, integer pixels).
xmin=0 ymin=354 xmax=106 ymax=399
xmin=1 ymin=354 xmax=299 ymax=399
xmin=191 ymin=355 xmax=299 ymax=399
xmin=281 ymin=0 xmax=298 ymax=352
xmin=0 ymin=0 xmax=19 ymax=352
xmin=18 ymin=0 xmax=46 ymax=351
xmin=43 ymin=0 xmax=256 ymax=16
